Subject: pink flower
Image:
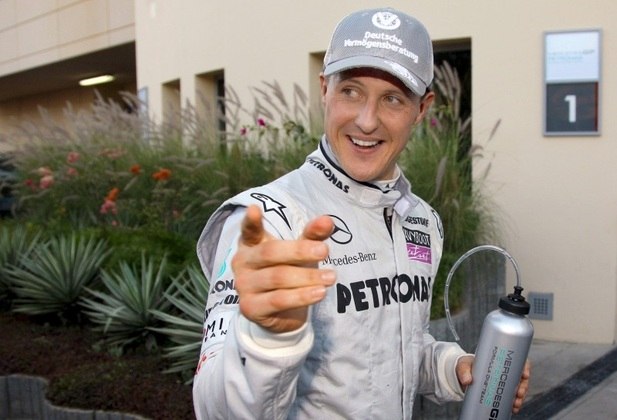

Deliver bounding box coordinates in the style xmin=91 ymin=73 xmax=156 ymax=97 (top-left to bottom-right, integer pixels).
xmin=66 ymin=151 xmax=80 ymax=163
xmin=66 ymin=167 xmax=78 ymax=176
xmin=100 ymin=199 xmax=117 ymax=215
xmin=257 ymin=118 xmax=266 ymax=127
xmin=36 ymin=167 xmax=52 ymax=177
xmin=100 ymin=148 xmax=126 ymax=160
xmin=100 ymin=188 xmax=120 ymax=215
xmin=24 ymin=179 xmax=36 ymax=191
xmin=39 ymin=174 xmax=54 ymax=189
xmin=240 ymin=127 xmax=247 ymax=136
xmin=430 ymin=117 xmax=438 ymax=127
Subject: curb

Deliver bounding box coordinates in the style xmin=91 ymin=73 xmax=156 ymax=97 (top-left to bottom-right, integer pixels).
xmin=517 ymin=345 xmax=617 ymax=419
xmin=0 ymin=374 xmax=149 ymax=420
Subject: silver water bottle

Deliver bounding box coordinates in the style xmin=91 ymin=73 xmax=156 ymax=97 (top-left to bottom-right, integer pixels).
xmin=458 ymin=285 xmax=534 ymax=420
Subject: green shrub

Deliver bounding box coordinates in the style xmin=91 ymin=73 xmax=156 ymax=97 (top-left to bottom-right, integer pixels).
xmin=81 ymin=253 xmax=173 ymax=352
xmin=7 ymin=233 xmax=110 ymax=323
xmin=95 ymin=226 xmax=198 ymax=274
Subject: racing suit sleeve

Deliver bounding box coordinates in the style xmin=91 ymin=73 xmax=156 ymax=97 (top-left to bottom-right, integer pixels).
xmin=192 ymin=207 xmax=314 ymax=420
xmin=416 ymin=332 xmax=471 ymax=403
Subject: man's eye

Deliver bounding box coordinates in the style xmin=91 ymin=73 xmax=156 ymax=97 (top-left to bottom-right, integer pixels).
xmin=385 ymin=95 xmax=403 ymax=105
xmin=341 ymin=87 xmax=356 ymax=97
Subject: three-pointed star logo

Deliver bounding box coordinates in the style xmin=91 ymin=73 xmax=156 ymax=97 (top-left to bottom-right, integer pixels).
xmin=251 ymin=193 xmax=291 ymax=229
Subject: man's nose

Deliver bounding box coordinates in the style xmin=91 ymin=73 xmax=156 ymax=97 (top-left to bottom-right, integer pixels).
xmin=354 ymin=100 xmax=380 ymax=133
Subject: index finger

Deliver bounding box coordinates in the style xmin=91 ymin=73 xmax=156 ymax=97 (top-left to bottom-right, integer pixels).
xmin=299 ymin=215 xmax=334 ymax=242
xmin=240 ymin=205 xmax=265 ymax=246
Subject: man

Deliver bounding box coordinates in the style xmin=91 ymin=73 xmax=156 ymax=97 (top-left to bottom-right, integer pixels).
xmin=193 ymin=8 xmax=529 ymax=419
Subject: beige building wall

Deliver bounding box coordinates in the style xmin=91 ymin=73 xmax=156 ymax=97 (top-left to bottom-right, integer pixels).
xmin=0 ymin=0 xmax=135 ymax=150
xmin=0 ymin=0 xmax=134 ymax=75
xmin=136 ymin=0 xmax=617 ymax=344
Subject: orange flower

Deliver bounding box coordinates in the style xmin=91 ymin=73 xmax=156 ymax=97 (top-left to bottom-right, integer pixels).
xmin=152 ymin=168 xmax=172 ymax=181
xmin=130 ymin=164 xmax=142 ymax=175
xmin=105 ymin=187 xmax=120 ymax=202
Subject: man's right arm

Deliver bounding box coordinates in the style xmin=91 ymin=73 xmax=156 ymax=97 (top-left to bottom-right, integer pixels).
xmin=193 ymin=208 xmax=310 ymax=420
xmin=192 ymin=206 xmax=334 ymax=419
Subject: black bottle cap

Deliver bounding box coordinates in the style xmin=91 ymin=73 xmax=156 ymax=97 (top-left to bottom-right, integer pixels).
xmin=499 ymin=285 xmax=530 ymax=315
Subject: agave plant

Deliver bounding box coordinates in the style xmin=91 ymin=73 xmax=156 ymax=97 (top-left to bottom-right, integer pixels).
xmin=0 ymin=224 xmax=41 ymax=302
xmin=150 ymin=264 xmax=209 ymax=382
xmin=81 ymin=253 xmax=173 ymax=352
xmin=8 ymin=233 xmax=110 ymax=323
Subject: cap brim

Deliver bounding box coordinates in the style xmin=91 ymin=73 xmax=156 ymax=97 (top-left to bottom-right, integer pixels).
xmin=323 ymin=56 xmax=427 ymax=96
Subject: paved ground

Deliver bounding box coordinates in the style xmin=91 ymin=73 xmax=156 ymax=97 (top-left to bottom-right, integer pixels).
xmin=4 ymin=337 xmax=617 ymax=419
xmin=518 ymin=339 xmax=617 ymax=419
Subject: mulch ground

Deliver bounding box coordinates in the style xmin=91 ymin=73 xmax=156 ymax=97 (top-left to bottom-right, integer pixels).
xmin=0 ymin=311 xmax=194 ymax=419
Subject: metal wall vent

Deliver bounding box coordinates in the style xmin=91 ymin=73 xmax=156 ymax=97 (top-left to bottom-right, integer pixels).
xmin=528 ymin=292 xmax=554 ymax=320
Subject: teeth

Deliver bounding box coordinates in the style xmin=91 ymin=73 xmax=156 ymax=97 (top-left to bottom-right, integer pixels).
xmin=351 ymin=138 xmax=378 ymax=147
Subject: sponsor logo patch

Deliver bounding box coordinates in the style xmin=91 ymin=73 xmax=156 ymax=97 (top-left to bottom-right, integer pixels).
xmin=403 ymin=227 xmax=431 ymax=264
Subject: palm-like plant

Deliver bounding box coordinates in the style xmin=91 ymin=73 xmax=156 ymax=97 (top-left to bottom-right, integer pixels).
xmin=150 ymin=264 xmax=209 ymax=382
xmin=7 ymin=233 xmax=110 ymax=323
xmin=0 ymin=225 xmax=41 ymax=302
xmin=81 ymin=253 xmax=173 ymax=352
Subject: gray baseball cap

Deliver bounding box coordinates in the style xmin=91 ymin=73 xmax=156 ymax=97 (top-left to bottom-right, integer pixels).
xmin=323 ymin=8 xmax=433 ymax=96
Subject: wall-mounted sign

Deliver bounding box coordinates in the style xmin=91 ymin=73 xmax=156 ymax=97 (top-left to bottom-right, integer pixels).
xmin=544 ymin=29 xmax=601 ymax=136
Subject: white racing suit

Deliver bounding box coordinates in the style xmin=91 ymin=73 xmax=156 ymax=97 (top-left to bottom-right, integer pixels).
xmin=193 ymin=138 xmax=467 ymax=419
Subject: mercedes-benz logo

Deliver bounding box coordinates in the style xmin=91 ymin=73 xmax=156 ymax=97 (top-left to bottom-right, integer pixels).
xmin=372 ymin=11 xmax=401 ymax=30
xmin=328 ymin=214 xmax=352 ymax=244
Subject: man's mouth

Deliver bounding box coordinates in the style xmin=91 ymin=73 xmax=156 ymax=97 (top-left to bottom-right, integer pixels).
xmin=351 ymin=137 xmax=380 ymax=148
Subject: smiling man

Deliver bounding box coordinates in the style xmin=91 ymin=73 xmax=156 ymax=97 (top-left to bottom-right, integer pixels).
xmin=193 ymin=8 xmax=529 ymax=419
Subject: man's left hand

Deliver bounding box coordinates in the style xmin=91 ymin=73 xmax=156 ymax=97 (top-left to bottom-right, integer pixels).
xmin=456 ymin=356 xmax=531 ymax=414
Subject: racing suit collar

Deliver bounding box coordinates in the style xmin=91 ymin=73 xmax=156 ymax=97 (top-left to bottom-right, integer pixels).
xmin=304 ymin=136 xmax=420 ymax=217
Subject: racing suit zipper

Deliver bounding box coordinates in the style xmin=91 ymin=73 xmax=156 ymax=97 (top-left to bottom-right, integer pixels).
xmin=388 ymin=207 xmax=411 ymax=418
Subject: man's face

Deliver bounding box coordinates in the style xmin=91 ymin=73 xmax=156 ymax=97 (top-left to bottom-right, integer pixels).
xmin=320 ymin=68 xmax=434 ymax=182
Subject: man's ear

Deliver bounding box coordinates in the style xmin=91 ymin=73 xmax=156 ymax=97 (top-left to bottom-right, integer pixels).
xmin=415 ymin=91 xmax=435 ymax=125
xmin=319 ymin=73 xmax=328 ymax=106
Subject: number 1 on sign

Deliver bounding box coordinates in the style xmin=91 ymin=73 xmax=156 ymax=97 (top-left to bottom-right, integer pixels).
xmin=564 ymin=95 xmax=576 ymax=123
